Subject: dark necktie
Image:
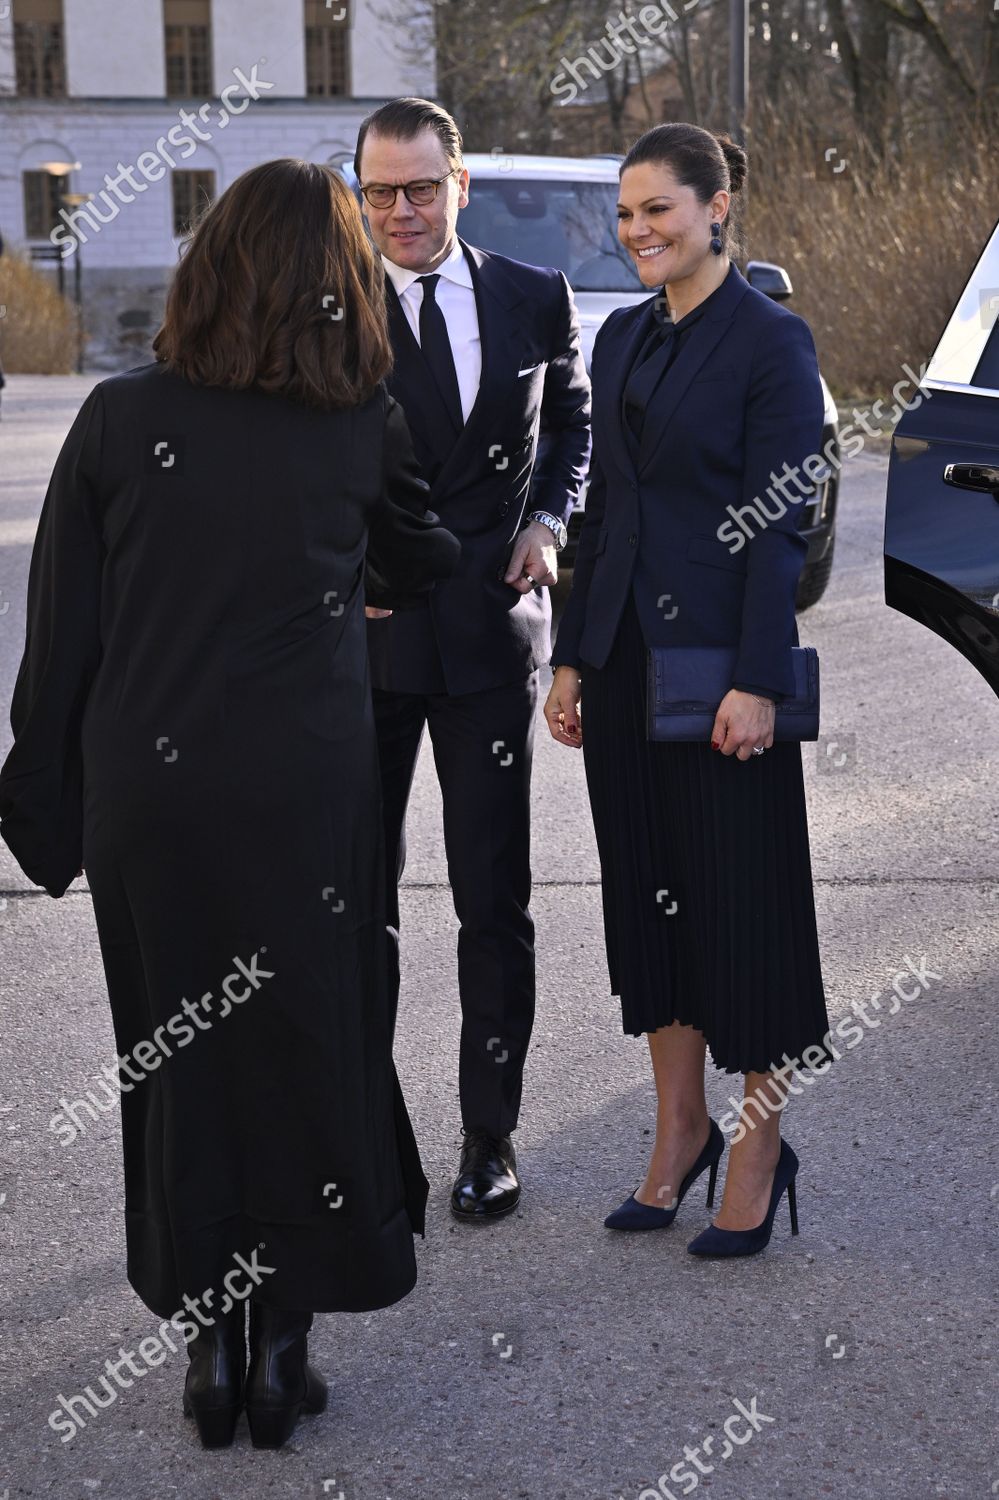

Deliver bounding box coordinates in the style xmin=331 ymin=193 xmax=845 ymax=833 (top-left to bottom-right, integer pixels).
xmin=416 ymin=274 xmax=464 ymax=436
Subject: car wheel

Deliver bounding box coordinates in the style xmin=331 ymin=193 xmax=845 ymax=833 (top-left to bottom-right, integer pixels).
xmin=795 ymin=531 xmax=835 ymax=611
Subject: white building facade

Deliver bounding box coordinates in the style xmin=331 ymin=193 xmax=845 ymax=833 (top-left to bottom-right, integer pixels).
xmin=0 ymin=0 xmax=435 ymax=367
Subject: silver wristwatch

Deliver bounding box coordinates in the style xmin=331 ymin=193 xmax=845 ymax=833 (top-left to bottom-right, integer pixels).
xmin=528 ymin=510 xmax=568 ymax=551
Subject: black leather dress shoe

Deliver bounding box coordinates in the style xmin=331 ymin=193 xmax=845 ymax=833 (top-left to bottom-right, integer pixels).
xmin=450 ymin=1127 xmax=520 ymax=1220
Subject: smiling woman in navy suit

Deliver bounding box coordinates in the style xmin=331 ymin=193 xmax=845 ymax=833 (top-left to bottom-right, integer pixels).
xmin=544 ymin=124 xmax=832 ymax=1258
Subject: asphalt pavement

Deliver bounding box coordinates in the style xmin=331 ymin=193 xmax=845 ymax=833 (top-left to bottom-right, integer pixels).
xmin=0 ymin=375 xmax=996 ymax=1499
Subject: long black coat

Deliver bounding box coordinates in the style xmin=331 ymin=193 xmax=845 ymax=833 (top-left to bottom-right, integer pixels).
xmin=0 ymin=363 xmax=461 ymax=1316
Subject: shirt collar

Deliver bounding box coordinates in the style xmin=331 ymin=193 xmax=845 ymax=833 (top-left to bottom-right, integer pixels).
xmin=381 ymin=236 xmax=471 ymax=298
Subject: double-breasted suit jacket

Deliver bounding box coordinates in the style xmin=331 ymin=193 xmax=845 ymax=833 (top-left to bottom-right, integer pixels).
xmin=368 ymin=237 xmax=592 ymax=696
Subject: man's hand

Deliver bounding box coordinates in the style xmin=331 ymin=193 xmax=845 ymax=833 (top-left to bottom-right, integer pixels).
xmin=711 ymin=688 xmax=775 ymax=760
xmin=504 ymin=520 xmax=559 ymax=593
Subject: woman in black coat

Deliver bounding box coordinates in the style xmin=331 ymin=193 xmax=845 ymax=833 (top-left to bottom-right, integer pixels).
xmin=545 ymin=125 xmax=831 ymax=1258
xmin=0 ymin=160 xmax=460 ymax=1447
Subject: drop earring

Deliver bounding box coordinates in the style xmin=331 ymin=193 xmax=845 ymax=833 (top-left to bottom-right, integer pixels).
xmin=710 ymin=221 xmax=723 ymax=255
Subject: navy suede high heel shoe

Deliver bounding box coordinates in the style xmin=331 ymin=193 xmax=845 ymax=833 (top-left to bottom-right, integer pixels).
xmin=604 ymin=1119 xmax=725 ymax=1230
xmin=687 ymin=1137 xmax=799 ymax=1257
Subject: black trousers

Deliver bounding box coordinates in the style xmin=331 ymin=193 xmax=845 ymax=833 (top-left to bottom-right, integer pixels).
xmin=373 ymin=672 xmax=539 ymax=1137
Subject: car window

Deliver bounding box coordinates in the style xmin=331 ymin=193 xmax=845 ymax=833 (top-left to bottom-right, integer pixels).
xmin=972 ymin=306 xmax=999 ymax=390
xmin=457 ymin=179 xmax=643 ymax=293
xmin=921 ymin=218 xmax=999 ymax=392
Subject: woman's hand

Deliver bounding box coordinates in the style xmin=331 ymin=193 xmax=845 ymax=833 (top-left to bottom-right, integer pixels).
xmin=365 ymin=606 xmax=393 ymax=620
xmin=544 ymin=667 xmax=583 ymax=748
xmin=711 ymin=689 xmax=775 ymax=760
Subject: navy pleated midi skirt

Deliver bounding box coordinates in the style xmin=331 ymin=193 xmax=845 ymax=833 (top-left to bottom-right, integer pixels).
xmin=581 ymin=590 xmax=831 ymax=1075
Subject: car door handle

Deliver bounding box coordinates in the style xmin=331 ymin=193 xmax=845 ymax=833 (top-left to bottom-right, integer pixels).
xmin=943 ymin=462 xmax=999 ymax=495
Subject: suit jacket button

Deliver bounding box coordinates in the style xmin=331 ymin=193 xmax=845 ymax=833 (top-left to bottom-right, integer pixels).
xmin=499 ymin=501 xmax=510 ymax=516
xmin=628 ymin=533 xmax=637 ymax=546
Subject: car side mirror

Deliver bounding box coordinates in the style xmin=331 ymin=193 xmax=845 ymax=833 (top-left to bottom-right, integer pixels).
xmin=745 ymin=260 xmax=793 ymax=301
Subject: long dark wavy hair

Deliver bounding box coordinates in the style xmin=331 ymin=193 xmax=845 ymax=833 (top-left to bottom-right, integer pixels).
xmin=153 ymin=158 xmax=393 ymax=409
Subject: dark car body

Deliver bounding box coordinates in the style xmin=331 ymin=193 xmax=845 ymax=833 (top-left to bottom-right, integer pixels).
xmin=884 ymin=216 xmax=999 ymax=692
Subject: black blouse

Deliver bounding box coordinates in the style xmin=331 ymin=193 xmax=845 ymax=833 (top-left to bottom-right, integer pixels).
xmin=621 ymin=276 xmax=727 ymax=444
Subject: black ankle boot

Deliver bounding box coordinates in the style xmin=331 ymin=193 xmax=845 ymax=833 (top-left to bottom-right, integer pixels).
xmin=182 ymin=1298 xmax=247 ymax=1447
xmin=245 ymin=1301 xmax=327 ymax=1449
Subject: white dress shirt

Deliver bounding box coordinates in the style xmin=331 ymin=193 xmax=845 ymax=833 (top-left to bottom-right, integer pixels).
xmin=381 ymin=237 xmax=482 ymax=425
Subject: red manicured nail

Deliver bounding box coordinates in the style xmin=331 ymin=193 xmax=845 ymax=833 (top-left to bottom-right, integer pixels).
xmin=711 ymin=741 xmax=720 ymax=750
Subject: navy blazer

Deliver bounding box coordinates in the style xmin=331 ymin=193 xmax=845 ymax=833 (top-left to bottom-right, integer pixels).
xmin=551 ymin=261 xmax=824 ymax=701
xmin=368 ymin=238 xmax=591 ymax=697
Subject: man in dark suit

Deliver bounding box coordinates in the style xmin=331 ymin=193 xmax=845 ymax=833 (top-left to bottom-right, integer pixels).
xmin=354 ymin=98 xmax=591 ymax=1219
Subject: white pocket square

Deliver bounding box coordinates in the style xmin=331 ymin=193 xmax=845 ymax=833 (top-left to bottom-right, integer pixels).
xmin=517 ymin=362 xmax=543 ymax=377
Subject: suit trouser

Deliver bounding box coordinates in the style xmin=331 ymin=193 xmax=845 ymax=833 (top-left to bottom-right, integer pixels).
xmin=372 ymin=672 xmax=539 ymax=1138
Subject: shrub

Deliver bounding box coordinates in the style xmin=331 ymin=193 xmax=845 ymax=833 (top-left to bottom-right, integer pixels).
xmin=0 ymin=251 xmax=78 ymax=375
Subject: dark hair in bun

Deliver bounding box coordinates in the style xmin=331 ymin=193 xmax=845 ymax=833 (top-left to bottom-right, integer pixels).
xmin=620 ymin=122 xmax=748 ymax=258
xmin=715 ymin=132 xmax=748 ymax=195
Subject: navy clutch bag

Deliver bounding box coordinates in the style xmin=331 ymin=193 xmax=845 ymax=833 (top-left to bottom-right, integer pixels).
xmin=646 ymin=646 xmax=820 ymax=742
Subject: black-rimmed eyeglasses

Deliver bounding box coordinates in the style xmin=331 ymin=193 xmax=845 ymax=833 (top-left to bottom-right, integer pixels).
xmin=360 ymin=171 xmax=458 ymax=209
